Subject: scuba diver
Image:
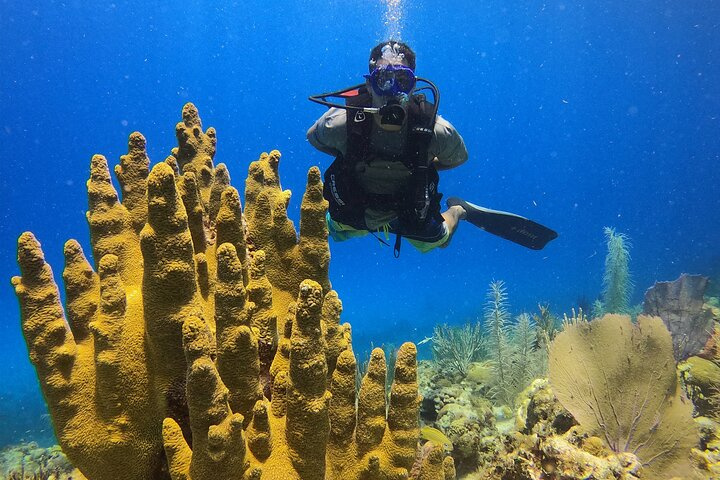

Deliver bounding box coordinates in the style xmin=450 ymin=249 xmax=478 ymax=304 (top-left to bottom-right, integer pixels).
xmin=308 ymin=41 xmax=557 ymax=256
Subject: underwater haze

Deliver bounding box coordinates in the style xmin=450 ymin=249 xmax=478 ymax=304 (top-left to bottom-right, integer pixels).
xmin=1 ymin=0 xmax=719 ymax=450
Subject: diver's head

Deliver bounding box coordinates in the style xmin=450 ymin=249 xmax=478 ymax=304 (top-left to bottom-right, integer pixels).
xmin=366 ymin=41 xmax=417 ymax=131
xmin=368 ymin=40 xmax=416 ymax=72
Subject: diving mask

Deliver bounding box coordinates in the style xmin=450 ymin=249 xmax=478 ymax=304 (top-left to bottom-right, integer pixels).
xmin=364 ymin=64 xmax=416 ymax=97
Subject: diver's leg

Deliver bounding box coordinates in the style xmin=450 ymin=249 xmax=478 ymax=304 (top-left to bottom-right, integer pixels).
xmin=326 ymin=212 xmax=369 ymax=242
xmin=403 ymin=205 xmax=467 ymax=252
xmin=440 ymin=205 xmax=467 ymax=240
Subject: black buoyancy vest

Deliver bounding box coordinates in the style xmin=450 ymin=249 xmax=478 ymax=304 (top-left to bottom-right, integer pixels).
xmin=322 ymin=86 xmax=442 ymax=232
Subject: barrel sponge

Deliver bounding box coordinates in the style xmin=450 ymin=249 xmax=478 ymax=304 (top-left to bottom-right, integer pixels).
xmin=13 ymin=103 xmax=453 ymax=480
xmin=549 ymin=314 xmax=699 ymax=479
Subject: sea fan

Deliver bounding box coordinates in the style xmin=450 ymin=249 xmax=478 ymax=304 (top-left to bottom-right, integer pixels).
xmin=549 ymin=315 xmax=698 ymax=479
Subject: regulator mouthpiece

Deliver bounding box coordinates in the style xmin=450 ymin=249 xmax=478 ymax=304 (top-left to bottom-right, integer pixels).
xmin=379 ymin=99 xmax=406 ymax=126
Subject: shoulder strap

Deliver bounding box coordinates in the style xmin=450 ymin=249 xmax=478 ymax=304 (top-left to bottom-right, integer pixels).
xmin=399 ymin=94 xmax=442 ymax=230
xmin=407 ymin=93 xmax=437 ymax=143
xmin=345 ymin=87 xmax=373 ymax=164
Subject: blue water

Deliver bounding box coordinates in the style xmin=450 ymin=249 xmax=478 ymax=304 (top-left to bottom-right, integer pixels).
xmin=1 ymin=0 xmax=718 ymax=447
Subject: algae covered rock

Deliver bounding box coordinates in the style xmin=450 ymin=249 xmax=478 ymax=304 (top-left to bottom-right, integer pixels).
xmin=515 ymin=378 xmax=575 ymax=437
xmin=680 ymin=356 xmax=720 ymax=418
xmin=692 ymin=416 xmax=720 ymax=477
xmin=540 ymin=435 xmax=641 ymax=479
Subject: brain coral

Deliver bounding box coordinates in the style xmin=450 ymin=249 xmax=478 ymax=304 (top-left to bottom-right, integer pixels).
xmin=12 ymin=103 xmax=453 ymax=480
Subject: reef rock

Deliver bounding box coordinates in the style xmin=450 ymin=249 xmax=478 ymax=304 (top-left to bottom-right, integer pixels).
xmin=692 ymin=416 xmax=720 ymax=477
xmin=12 ymin=103 xmax=453 ymax=480
xmin=418 ymin=360 xmax=496 ymax=477
xmin=515 ymin=378 xmax=575 ymax=437
xmin=0 ymin=442 xmax=82 ymax=480
xmin=679 ymin=356 xmax=720 ymax=418
xmin=469 ymin=379 xmax=642 ymax=480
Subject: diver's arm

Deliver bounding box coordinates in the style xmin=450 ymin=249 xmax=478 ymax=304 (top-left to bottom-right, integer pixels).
xmin=306 ymin=108 xmax=347 ymax=158
xmin=430 ymin=115 xmax=468 ymax=170
xmin=307 ymin=123 xmax=341 ymax=156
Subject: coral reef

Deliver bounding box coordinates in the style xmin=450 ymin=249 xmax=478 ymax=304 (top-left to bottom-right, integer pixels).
xmin=419 ymin=299 xmax=717 ymax=478
xmin=419 ymin=306 xmax=720 ymax=478
xmin=0 ymin=442 xmax=81 ymax=480
xmin=549 ymin=314 xmax=699 ymax=479
xmin=417 ymin=360 xmax=497 ymax=477
xmin=12 ymin=103 xmax=452 ymax=480
xmin=468 ymin=379 xmax=644 ymax=480
xmin=643 ymin=273 xmax=715 ymax=361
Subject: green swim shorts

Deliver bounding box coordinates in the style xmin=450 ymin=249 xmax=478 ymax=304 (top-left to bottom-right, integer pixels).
xmin=325 ymin=212 xmax=449 ymax=253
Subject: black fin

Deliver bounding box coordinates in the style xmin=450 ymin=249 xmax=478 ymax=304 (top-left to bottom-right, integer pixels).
xmin=447 ymin=197 xmax=558 ymax=250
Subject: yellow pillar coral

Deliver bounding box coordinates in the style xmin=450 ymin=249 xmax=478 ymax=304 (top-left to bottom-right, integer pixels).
xmin=13 ymin=103 xmax=453 ymax=480
xmin=244 ymin=149 xmax=331 ymax=318
xmin=549 ymin=314 xmax=699 ymax=479
xmin=163 ymin=276 xmax=448 ymax=479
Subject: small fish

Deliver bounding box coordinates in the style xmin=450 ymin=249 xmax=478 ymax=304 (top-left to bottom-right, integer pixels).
xmin=417 ymin=336 xmax=433 ymax=345
xmin=420 ymin=426 xmax=453 ymax=451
